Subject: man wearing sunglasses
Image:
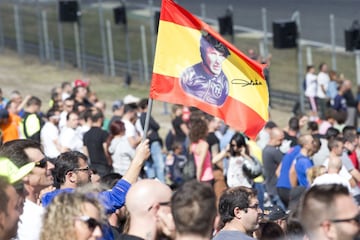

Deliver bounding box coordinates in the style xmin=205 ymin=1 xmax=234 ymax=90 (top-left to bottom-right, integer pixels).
xmin=0 ymin=139 xmax=54 ymax=240
xmin=299 ymin=184 xmax=359 ymax=240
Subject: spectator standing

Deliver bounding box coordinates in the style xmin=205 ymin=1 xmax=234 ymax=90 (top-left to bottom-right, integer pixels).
xmin=138 ymin=98 xmax=165 ymax=182
xmin=304 ymin=65 xmax=318 ymax=120
xmin=262 ymin=127 xmax=285 ymax=209
xmin=20 ymin=96 xmax=43 ymax=142
xmin=107 ymin=120 xmax=135 ymax=176
xmin=83 ymin=108 xmax=112 ymax=177
xmin=40 ymin=109 xmax=61 ymax=158
xmin=59 ymin=111 xmax=83 ymax=152
xmin=189 ymin=118 xmax=214 ymax=184
xmin=316 ymin=63 xmax=330 ymax=119
xmin=342 ymin=79 xmax=358 ymax=127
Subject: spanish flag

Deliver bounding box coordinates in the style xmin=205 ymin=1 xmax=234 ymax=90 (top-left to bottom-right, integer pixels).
xmin=150 ymin=0 xmax=269 ymax=139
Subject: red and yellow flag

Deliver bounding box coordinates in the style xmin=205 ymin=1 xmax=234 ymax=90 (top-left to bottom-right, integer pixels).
xmin=150 ymin=0 xmax=269 ymax=139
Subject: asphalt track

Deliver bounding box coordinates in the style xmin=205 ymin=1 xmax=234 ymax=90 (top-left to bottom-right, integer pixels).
xmin=129 ymin=0 xmax=360 ymax=48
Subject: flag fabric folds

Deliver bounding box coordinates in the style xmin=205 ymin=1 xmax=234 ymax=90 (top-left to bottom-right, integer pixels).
xmin=150 ymin=0 xmax=269 ymax=139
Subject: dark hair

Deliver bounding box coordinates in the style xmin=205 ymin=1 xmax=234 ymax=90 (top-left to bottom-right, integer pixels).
xmin=307 ymin=121 xmax=318 ymax=132
xmin=288 ymin=116 xmax=300 ymax=132
xmin=325 ymin=127 xmax=340 ymax=140
xmin=0 ymin=139 xmax=42 ymax=167
xmin=138 ymin=98 xmax=148 ymax=110
xmin=327 ymin=136 xmax=343 ymax=151
xmin=66 ymin=111 xmax=78 ymax=121
xmin=171 ymin=180 xmax=216 ymax=237
xmin=26 ymin=96 xmax=41 ymax=107
xmin=200 ymin=32 xmax=230 ymax=62
xmin=218 ymin=186 xmax=257 ymax=225
xmin=258 ymin=222 xmax=285 ymax=240
xmin=229 ymin=132 xmax=248 ymax=156
xmin=100 ymin=173 xmax=122 ymax=188
xmin=89 ymin=107 xmax=104 ymax=123
xmin=123 ymin=103 xmax=138 ymax=114
xmin=55 ymin=151 xmax=87 ymax=185
xmin=306 ymin=65 xmax=314 ymax=72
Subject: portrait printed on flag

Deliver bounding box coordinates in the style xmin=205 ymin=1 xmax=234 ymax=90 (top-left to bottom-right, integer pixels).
xmin=179 ymin=32 xmax=231 ymax=106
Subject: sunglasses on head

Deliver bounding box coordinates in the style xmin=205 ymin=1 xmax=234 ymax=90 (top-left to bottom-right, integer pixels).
xmin=35 ymin=157 xmax=48 ymax=168
xmin=76 ymin=216 xmax=102 ymax=231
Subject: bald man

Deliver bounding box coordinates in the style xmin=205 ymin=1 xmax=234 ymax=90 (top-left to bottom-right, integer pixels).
xmin=262 ymin=127 xmax=285 ymax=210
xmin=120 ymin=179 xmax=174 ymax=240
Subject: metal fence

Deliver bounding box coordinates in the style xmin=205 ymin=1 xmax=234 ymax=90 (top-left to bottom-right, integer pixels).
xmin=0 ymin=1 xmax=155 ymax=83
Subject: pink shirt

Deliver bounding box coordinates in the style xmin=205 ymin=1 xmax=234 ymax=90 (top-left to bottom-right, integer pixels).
xmin=191 ymin=140 xmax=214 ymax=182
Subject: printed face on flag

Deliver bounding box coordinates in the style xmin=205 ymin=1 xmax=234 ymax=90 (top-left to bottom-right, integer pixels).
xmin=150 ymin=0 xmax=269 ymax=139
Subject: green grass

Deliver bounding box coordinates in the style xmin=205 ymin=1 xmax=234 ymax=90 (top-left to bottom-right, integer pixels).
xmin=1 ymin=2 xmax=358 ymax=94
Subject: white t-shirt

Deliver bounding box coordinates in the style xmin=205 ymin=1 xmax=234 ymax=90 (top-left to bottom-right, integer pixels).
xmin=305 ymin=72 xmax=317 ymax=97
xmin=109 ymin=136 xmax=135 ymax=175
xmin=227 ymin=156 xmax=251 ymax=188
xmin=40 ymin=121 xmax=60 ymax=158
xmin=316 ymin=71 xmax=330 ymax=99
xmin=59 ymin=126 xmax=84 ymax=152
xmin=17 ymin=199 xmax=44 ymax=240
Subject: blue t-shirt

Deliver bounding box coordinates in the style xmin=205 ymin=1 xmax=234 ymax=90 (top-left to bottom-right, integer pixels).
xmin=295 ymin=153 xmax=314 ymax=187
xmin=277 ymin=145 xmax=301 ymax=189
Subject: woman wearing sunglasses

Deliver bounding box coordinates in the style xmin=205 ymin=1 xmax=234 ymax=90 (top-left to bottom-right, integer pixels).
xmin=40 ymin=188 xmax=104 ymax=240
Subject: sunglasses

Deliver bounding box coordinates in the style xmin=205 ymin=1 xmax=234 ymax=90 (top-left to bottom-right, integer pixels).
xmin=330 ymin=213 xmax=360 ymax=224
xmin=35 ymin=158 xmax=48 ymax=168
xmin=76 ymin=216 xmax=102 ymax=231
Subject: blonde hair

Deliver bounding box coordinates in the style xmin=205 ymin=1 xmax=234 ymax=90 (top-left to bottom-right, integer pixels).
xmin=306 ymin=165 xmax=326 ymax=185
xmin=40 ymin=185 xmax=105 ymax=240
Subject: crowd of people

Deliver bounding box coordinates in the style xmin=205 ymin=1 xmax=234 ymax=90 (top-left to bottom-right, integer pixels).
xmin=1 ymin=60 xmax=360 ymax=240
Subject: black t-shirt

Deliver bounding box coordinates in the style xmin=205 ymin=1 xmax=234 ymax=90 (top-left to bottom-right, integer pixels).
xmin=284 ymin=131 xmax=298 ymax=147
xmin=172 ymin=116 xmax=186 ymax=143
xmin=83 ymin=126 xmax=109 ymax=165
xmin=207 ymin=132 xmax=220 ymax=158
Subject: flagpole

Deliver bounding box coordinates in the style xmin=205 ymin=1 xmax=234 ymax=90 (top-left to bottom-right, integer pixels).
xmin=142 ymin=98 xmax=154 ymax=142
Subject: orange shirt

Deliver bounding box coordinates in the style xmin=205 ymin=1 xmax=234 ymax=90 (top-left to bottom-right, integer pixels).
xmin=1 ymin=113 xmax=20 ymax=143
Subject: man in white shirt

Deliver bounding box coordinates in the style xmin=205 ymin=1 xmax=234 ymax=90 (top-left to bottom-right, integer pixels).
xmin=40 ymin=110 xmax=61 ymax=158
xmin=316 ymin=63 xmax=330 ymax=119
xmin=59 ymin=111 xmax=83 ymax=152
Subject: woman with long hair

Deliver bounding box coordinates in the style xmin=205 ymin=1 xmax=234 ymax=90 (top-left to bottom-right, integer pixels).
xmin=40 ymin=188 xmax=105 ymax=240
xmin=226 ymin=132 xmax=262 ymax=188
xmin=106 ymin=120 xmax=135 ymax=176
xmin=189 ymin=118 xmax=214 ymax=185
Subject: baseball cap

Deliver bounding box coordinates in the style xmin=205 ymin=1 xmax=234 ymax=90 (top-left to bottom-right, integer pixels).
xmin=112 ymin=100 xmax=124 ymax=112
xmin=0 ymin=157 xmax=35 ymax=184
xmin=123 ymin=94 xmax=140 ymax=104
xmin=264 ymin=206 xmax=288 ymax=221
xmin=74 ymin=79 xmax=89 ymax=87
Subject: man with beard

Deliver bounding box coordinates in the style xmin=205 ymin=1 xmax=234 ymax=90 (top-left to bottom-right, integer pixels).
xmin=41 ymin=139 xmax=150 ymax=213
xmin=120 ymin=179 xmax=174 ymax=240
xmin=213 ymin=186 xmax=261 ymax=240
